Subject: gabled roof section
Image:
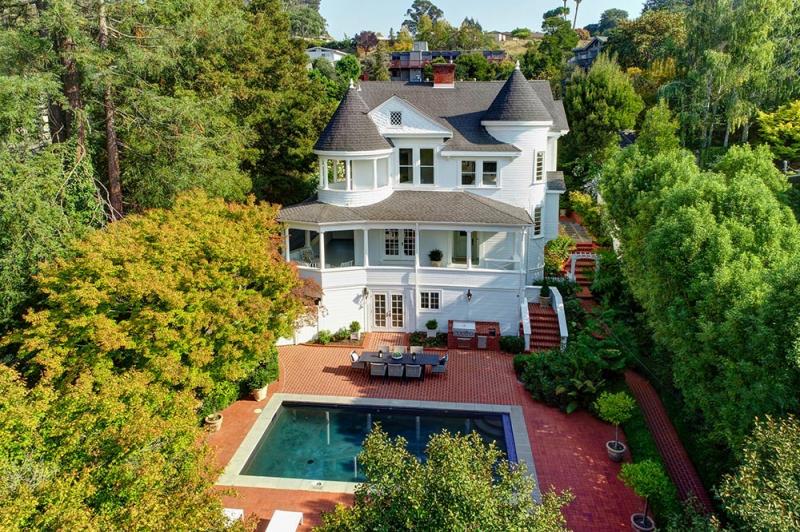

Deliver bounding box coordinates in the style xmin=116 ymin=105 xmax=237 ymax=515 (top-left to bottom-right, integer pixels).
xmin=483 ymin=66 xmax=551 ymax=123
xmin=369 ymin=95 xmax=452 ymax=137
xmin=279 ymin=190 xmax=532 ymax=226
xmin=314 ymin=88 xmax=392 ymax=152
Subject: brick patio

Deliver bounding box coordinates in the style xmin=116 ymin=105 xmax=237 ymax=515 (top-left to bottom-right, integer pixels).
xmin=208 ymin=334 xmax=642 ymax=531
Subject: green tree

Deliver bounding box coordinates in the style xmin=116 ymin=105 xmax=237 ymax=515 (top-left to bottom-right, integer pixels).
xmin=0 ymin=365 xmax=239 ymax=530
xmin=511 ymin=27 xmax=532 ymax=39
xmin=403 ymin=0 xmax=444 ymax=34
xmin=719 ymin=415 xmax=800 ymax=530
xmin=563 ymin=54 xmax=643 ymax=187
xmin=521 ymin=15 xmax=578 ymax=82
xmin=597 ymin=9 xmax=629 ymax=34
xmin=455 ymin=52 xmax=491 ymax=80
xmin=287 ymin=4 xmax=326 ymax=37
xmin=619 ymin=460 xmax=671 ymax=527
xmin=3 ymin=191 xmax=312 ymax=400
xmin=605 ymin=9 xmax=687 ymax=69
xmin=317 ymin=427 xmax=572 ymax=531
xmin=757 ymin=99 xmax=800 ymax=162
xmin=335 ymin=54 xmax=362 ymax=83
xmin=365 ymin=44 xmax=390 ymax=81
xmin=636 ymin=100 xmax=681 ymax=156
xmin=595 ymin=391 xmax=636 ymax=448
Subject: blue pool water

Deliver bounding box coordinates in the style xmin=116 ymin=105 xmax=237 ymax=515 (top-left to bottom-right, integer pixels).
xmin=241 ymin=403 xmax=513 ymax=482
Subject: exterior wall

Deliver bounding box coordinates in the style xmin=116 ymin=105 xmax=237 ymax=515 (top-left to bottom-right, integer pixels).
xmin=306 ymin=48 xmax=347 ymax=64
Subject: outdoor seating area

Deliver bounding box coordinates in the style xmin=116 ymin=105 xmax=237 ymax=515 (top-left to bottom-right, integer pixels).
xmin=351 ymin=345 xmax=448 ymax=381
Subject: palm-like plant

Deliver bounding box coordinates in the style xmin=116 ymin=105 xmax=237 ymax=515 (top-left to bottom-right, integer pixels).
xmin=572 ymin=0 xmax=583 ymax=29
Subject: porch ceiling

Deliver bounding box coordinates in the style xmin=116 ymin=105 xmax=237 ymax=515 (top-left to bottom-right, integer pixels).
xmin=278 ymin=190 xmax=532 ymax=226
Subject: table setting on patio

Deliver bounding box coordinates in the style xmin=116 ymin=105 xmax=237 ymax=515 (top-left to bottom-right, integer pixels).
xmin=351 ymin=347 xmax=448 ymax=380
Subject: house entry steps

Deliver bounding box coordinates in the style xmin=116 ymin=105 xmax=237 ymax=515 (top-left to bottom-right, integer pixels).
xmin=528 ymin=304 xmax=561 ymax=351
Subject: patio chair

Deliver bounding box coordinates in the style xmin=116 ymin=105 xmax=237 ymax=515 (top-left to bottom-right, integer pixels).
xmin=370 ymin=362 xmax=387 ymax=379
xmin=392 ymin=345 xmax=407 ymax=353
xmin=409 ymin=345 xmax=424 ymax=354
xmin=388 ymin=363 xmax=404 ymax=378
xmin=432 ymin=354 xmax=449 ymax=375
xmin=266 ymin=510 xmax=304 ymax=532
xmin=405 ymin=364 xmax=423 ymax=379
xmin=350 ymin=351 xmax=365 ymax=370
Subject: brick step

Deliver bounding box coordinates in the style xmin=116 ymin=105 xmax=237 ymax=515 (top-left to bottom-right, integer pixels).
xmin=532 ymin=328 xmax=560 ymax=337
xmin=531 ymin=344 xmax=560 ymax=351
xmin=528 ymin=306 xmax=556 ymax=315
xmin=533 ymin=335 xmax=561 ymax=343
xmin=530 ymin=318 xmax=558 ymax=326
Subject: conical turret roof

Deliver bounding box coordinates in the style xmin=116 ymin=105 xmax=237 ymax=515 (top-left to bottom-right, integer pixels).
xmin=483 ymin=65 xmax=552 ymax=122
xmin=314 ymin=85 xmax=392 ymax=152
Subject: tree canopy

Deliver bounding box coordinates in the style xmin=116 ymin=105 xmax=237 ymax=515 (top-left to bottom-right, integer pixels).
xmin=403 ymin=0 xmax=444 ymax=34
xmin=317 ymin=427 xmax=571 ymax=531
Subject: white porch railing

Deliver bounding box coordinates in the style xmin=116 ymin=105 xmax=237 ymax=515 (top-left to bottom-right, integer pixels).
xmin=549 ymin=287 xmax=569 ymax=351
xmin=520 ymin=297 xmax=531 ymax=352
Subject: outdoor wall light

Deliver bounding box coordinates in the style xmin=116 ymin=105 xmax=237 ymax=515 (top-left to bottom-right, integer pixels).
xmin=362 ymin=287 xmax=370 ymax=299
xmin=466 ymin=289 xmax=472 ymax=302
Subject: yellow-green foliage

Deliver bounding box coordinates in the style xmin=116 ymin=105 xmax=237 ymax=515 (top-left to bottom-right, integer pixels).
xmin=569 ymin=190 xmax=607 ymax=242
xmin=757 ymin=100 xmax=800 ymax=162
xmin=4 ymin=191 xmax=311 ymax=396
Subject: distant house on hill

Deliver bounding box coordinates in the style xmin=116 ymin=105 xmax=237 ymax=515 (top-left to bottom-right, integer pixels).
xmin=568 ymin=36 xmax=607 ymax=70
xmin=487 ymin=31 xmax=512 ymax=42
xmin=390 ymin=41 xmax=507 ymax=82
xmin=306 ymin=46 xmax=349 ymax=66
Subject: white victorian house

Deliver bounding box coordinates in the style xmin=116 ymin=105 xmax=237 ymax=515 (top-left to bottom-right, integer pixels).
xmin=279 ymin=63 xmax=569 ymax=342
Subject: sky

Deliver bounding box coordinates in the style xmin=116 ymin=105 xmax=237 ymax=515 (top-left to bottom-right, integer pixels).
xmin=320 ymin=0 xmax=644 ymax=39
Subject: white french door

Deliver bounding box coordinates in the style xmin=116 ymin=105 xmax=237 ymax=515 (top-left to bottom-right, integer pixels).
xmin=373 ymin=292 xmax=404 ymax=330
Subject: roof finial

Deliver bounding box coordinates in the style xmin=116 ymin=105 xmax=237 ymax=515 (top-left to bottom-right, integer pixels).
xmin=515 ymin=60 xmax=521 ymax=71
xmin=349 ymin=78 xmax=355 ymax=89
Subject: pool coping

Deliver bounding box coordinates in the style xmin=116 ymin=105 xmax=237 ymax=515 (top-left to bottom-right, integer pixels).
xmin=217 ymin=393 xmax=541 ymax=502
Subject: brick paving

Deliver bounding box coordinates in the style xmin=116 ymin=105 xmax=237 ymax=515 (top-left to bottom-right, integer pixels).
xmin=625 ymin=371 xmax=714 ymax=514
xmin=207 ymin=336 xmax=643 ymax=531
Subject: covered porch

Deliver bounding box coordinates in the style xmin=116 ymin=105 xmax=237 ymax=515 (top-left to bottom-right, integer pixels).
xmin=283 ymin=225 xmax=525 ymax=272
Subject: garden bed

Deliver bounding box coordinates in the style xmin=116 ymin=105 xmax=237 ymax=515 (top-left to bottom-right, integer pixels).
xmin=408 ymin=331 xmax=447 ymax=348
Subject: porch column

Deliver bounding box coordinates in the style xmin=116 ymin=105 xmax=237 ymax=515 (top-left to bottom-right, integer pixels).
xmin=284 ymin=227 xmax=290 ymax=261
xmin=363 ymin=229 xmax=369 ymax=267
xmin=345 ymin=159 xmax=352 ymax=191
xmin=519 ymin=229 xmax=527 ymax=273
xmin=414 ymin=226 xmax=420 ymax=268
xmin=318 ymin=159 xmax=325 ymax=189
xmin=319 ymin=230 xmax=326 ymax=270
xmin=304 ymin=230 xmax=310 ymax=247
xmin=466 ymin=230 xmax=473 ymax=270
xmin=372 ymin=158 xmax=378 ymax=189
xmin=322 ymin=159 xmax=329 ymax=190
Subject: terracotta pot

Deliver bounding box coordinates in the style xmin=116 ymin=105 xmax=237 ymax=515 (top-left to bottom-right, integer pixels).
xmin=204 ymin=413 xmax=223 ymax=432
xmin=431 ymin=260 xmax=442 ymax=267
xmin=251 ymin=385 xmax=268 ymax=402
xmin=606 ymin=440 xmax=627 ymax=462
xmin=630 ymin=513 xmax=655 ymax=532
xmin=539 ymin=295 xmax=551 ymax=307
xmin=426 ymin=329 xmax=437 ymax=338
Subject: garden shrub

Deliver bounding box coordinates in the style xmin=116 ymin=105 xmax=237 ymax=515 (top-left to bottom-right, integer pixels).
xmin=333 ymin=327 xmax=350 ymax=342
xmin=316 ymin=330 xmax=332 ymax=344
xmin=545 ymin=277 xmax=580 ymax=299
xmin=544 ymin=235 xmax=574 ymax=276
xmin=519 ymin=332 xmax=627 ymax=413
xmin=349 ymin=321 xmax=361 ymax=334
xmin=408 ymin=331 xmax=447 ymax=348
xmin=513 ymin=353 xmax=533 ymax=375
xmin=199 ymin=380 xmax=240 ymax=418
xmin=499 ymin=335 xmax=525 ymax=354
xmin=569 ymin=190 xmax=610 ymax=244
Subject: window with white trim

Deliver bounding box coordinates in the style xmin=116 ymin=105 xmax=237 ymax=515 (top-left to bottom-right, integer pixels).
xmin=403 ymin=229 xmax=415 ymax=256
xmin=483 ymin=161 xmax=498 ymax=186
xmin=533 ymin=151 xmax=545 ymax=182
xmin=385 ymin=229 xmax=415 ymax=257
xmin=420 ymin=148 xmax=435 ymax=185
xmin=390 ymin=111 xmax=403 ymax=126
xmin=399 ymin=148 xmax=412 ymax=184
xmin=420 ymin=290 xmax=441 ymax=310
xmin=461 ymin=160 xmax=476 ymax=185
xmin=533 ymin=205 xmax=543 ymax=236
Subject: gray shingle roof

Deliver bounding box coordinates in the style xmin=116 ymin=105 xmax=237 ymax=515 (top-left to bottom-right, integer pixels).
xmin=338 ymin=79 xmax=568 ymax=152
xmin=278 ymin=190 xmax=532 ymax=226
xmin=484 ymin=69 xmax=552 ymax=122
xmin=546 ymin=171 xmax=566 ymax=193
xmin=314 ymin=88 xmax=392 ymax=152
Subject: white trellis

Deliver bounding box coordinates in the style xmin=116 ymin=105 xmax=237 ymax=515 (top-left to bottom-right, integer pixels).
xmin=568 ymin=252 xmax=600 ymax=282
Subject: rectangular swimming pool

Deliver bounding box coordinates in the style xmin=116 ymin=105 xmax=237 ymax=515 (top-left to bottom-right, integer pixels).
xmin=240 ymin=402 xmax=516 ymax=483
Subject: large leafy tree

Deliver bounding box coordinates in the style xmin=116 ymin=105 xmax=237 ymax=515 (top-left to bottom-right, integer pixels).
xmin=402 ymin=0 xmax=444 ymax=34
xmin=757 ymin=99 xmax=800 ymax=162
xmin=600 ymin=103 xmax=800 ymax=480
xmin=317 ymin=428 xmax=571 ymax=531
xmin=521 ymin=15 xmax=578 ymax=83
xmin=719 ymin=415 xmax=800 ymax=530
xmin=0 ymin=365 xmax=240 ymax=530
xmin=605 ymin=9 xmax=686 ymax=69
xmin=596 ymin=9 xmax=629 ymax=34
xmin=4 ymin=191 xmax=312 ymax=400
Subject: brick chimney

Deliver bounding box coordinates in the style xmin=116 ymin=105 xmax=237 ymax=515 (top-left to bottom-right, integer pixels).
xmin=433 ymin=63 xmax=456 ymax=89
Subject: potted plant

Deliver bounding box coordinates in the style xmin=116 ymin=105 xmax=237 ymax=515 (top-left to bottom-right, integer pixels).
xmin=204 ymin=412 xmax=224 ymax=432
xmin=429 ymin=249 xmax=443 ymax=267
xmin=248 ymin=365 xmax=273 ymax=402
xmin=619 ymin=460 xmax=670 ymax=532
xmin=349 ymin=320 xmax=361 ymax=340
xmin=426 ymin=319 xmax=438 ymax=338
xmin=538 ymin=281 xmax=551 ymax=307
xmin=594 ymin=391 xmax=636 ymax=462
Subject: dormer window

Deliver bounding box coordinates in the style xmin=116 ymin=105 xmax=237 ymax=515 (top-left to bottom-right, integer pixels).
xmin=390 ymin=111 xmax=403 ymax=126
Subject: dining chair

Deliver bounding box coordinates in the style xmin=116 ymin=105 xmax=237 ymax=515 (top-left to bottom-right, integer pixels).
xmin=432 ymin=354 xmax=448 ymax=375
xmin=409 ymin=346 xmax=424 ymax=354
xmin=405 ymin=364 xmax=423 ymax=379
xmin=370 ymin=362 xmax=387 ymax=379
xmin=387 ymin=363 xmax=404 ymax=378
xmin=350 ymin=351 xmax=365 ymax=370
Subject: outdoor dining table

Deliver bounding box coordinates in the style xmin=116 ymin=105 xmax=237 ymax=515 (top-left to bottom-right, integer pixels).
xmin=357 ymin=351 xmax=443 ymax=378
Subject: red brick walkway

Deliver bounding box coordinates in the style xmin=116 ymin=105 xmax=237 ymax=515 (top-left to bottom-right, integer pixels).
xmin=625 ymin=371 xmax=714 ymax=513
xmin=208 ymin=337 xmax=643 ymax=531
